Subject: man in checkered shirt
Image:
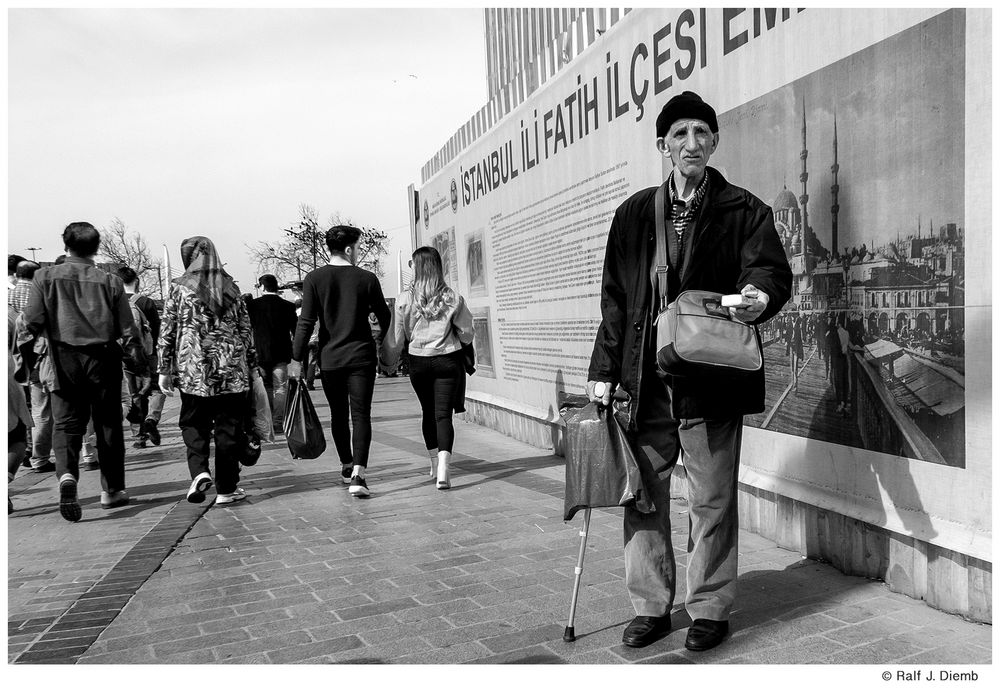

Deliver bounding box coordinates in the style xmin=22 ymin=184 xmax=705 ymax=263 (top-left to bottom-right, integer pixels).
xmin=8 ymin=259 xmax=39 ymax=314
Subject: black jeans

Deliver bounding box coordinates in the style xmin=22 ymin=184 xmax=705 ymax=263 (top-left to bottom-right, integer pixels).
xmin=178 ymin=392 xmax=244 ymax=494
xmin=50 ymin=343 xmax=126 ymax=493
xmin=320 ymin=365 xmax=376 ymax=467
xmin=408 ymin=351 xmax=464 ymax=453
xmin=8 ymin=420 xmax=28 ymax=478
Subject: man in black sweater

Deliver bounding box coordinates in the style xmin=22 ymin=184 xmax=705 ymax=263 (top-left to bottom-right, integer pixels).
xmin=290 ymin=225 xmax=390 ymax=497
xmin=248 ymin=274 xmax=298 ymax=434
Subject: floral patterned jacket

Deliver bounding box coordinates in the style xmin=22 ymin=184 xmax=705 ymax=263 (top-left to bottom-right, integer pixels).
xmin=158 ymin=282 xmax=257 ymax=397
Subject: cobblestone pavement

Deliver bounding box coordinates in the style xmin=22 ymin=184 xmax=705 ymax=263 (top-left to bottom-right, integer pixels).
xmin=8 ymin=377 xmax=992 ymax=665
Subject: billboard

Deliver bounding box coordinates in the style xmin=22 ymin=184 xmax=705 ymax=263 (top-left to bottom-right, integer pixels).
xmin=712 ymin=12 xmax=967 ymax=469
xmin=416 ymin=8 xmax=990 ymax=561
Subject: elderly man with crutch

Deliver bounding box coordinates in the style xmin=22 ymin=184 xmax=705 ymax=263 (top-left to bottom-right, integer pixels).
xmin=579 ymin=91 xmax=791 ymax=651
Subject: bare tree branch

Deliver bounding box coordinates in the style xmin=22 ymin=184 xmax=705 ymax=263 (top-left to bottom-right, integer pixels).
xmin=99 ymin=217 xmax=164 ymax=297
xmin=356 ymin=227 xmax=388 ymax=277
xmin=246 ymin=206 xmax=389 ymax=282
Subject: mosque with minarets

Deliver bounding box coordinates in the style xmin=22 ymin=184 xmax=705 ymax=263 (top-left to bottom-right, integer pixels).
xmin=768 ymin=98 xmax=963 ymax=348
xmin=769 ymin=98 xmax=821 ymax=312
xmin=763 ymin=96 xmax=965 ymax=463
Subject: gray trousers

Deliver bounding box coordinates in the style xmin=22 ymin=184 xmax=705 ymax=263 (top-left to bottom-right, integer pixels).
xmin=624 ymin=368 xmax=743 ymax=621
xmin=260 ymin=362 xmax=289 ymax=428
xmin=29 ymin=382 xmax=54 ymax=469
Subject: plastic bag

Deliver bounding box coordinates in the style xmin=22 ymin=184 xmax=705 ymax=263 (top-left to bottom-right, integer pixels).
xmin=251 ymin=374 xmax=274 ymax=443
xmin=283 ymin=377 xmax=327 ymax=460
xmin=461 ymin=341 xmax=476 ymax=375
xmin=561 ymin=394 xmax=654 ymax=521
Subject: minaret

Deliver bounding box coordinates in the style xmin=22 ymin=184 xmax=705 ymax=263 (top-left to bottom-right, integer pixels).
xmin=830 ymin=111 xmax=840 ymax=259
xmin=799 ymin=95 xmax=811 ymax=273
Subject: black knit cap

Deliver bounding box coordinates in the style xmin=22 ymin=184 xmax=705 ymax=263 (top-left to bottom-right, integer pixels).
xmin=655 ymin=91 xmax=719 ymax=137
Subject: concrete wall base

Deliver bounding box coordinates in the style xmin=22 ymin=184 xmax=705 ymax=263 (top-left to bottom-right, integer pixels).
xmin=461 ymin=396 xmax=560 ymax=451
xmin=709 ymin=475 xmax=990 ymax=624
xmin=462 ymin=396 xmax=992 ymax=624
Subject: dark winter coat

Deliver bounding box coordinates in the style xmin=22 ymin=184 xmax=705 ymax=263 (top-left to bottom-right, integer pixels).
xmin=588 ymin=167 xmax=792 ymax=420
xmin=248 ymin=293 xmax=298 ymax=365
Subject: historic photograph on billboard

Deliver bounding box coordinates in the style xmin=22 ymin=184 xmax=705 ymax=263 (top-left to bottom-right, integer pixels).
xmin=471 ymin=306 xmax=495 ymax=378
xmin=465 ymin=228 xmax=488 ymax=297
xmin=430 ymin=226 xmax=459 ymax=286
xmin=714 ymin=11 xmax=966 ymax=467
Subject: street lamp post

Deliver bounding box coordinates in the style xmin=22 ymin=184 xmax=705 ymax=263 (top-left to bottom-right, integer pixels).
xmin=25 ymin=247 xmax=41 ymax=261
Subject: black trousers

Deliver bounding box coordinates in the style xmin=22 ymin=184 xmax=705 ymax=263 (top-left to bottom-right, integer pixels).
xmin=50 ymin=343 xmax=126 ymax=493
xmin=408 ymin=351 xmax=464 ymax=453
xmin=178 ymin=392 xmax=244 ymax=494
xmin=320 ymin=365 xmax=376 ymax=467
xmin=8 ymin=420 xmax=28 ymax=478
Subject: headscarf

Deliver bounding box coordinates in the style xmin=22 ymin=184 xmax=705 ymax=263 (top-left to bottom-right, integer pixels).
xmin=174 ymin=236 xmax=240 ymax=319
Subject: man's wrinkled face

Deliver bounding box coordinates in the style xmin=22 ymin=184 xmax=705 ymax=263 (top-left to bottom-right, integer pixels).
xmin=658 ymin=118 xmax=718 ymax=181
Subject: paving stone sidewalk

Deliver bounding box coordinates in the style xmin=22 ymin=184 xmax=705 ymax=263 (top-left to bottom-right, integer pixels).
xmin=8 ymin=377 xmax=991 ymax=665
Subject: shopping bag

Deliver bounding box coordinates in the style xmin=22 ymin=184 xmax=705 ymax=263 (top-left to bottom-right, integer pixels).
xmin=251 ymin=374 xmax=274 ymax=442
xmin=460 ymin=341 xmax=476 ymax=375
xmin=560 ymin=394 xmax=654 ymax=521
xmin=283 ymin=377 xmax=327 ymax=460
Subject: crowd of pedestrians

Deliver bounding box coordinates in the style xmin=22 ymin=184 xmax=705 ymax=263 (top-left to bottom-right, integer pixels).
xmin=7 ymin=93 xmax=798 ymax=656
xmin=8 ymin=222 xmax=475 ymax=518
xmin=10 ymin=92 xmax=949 ymax=659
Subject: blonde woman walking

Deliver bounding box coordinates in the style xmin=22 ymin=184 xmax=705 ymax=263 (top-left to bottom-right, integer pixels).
xmin=383 ymin=247 xmax=473 ymax=489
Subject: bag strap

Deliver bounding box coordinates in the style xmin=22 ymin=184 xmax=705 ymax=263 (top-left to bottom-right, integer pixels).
xmin=652 ymin=182 xmax=669 ymax=313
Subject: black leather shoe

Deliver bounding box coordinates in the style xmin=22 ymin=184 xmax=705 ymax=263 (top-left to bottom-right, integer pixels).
xmin=142 ymin=419 xmax=161 ymax=446
xmin=684 ymin=618 xmax=729 ymax=651
xmin=622 ymin=615 xmax=672 ymax=648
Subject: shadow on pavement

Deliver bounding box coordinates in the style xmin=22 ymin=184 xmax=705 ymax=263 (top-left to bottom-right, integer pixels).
xmin=448 ymin=453 xmax=564 ymax=492
xmin=729 ymin=558 xmax=876 ymax=631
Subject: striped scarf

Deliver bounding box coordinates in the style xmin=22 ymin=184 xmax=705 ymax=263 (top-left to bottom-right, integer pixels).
xmin=668 ymin=171 xmax=709 ymax=239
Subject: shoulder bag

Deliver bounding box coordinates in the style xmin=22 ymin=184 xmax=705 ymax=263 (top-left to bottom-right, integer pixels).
xmin=652 ymin=183 xmax=763 ymax=376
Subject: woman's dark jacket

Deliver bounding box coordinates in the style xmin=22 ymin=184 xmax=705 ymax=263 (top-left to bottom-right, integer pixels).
xmin=588 ymin=167 xmax=792 ymax=420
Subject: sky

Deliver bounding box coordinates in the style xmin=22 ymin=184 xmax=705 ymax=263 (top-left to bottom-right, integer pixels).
xmin=7 ymin=7 xmax=488 ymax=297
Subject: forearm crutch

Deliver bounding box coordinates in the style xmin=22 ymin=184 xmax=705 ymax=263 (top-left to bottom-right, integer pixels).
xmin=563 ymin=507 xmax=592 ymax=642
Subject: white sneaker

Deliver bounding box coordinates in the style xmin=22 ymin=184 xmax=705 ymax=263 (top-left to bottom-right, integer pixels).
xmin=101 ymin=489 xmax=130 ymax=509
xmin=348 ymin=475 xmax=370 ymax=498
xmin=186 ymin=472 xmax=213 ymax=504
xmin=215 ymin=487 xmax=247 ymax=505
